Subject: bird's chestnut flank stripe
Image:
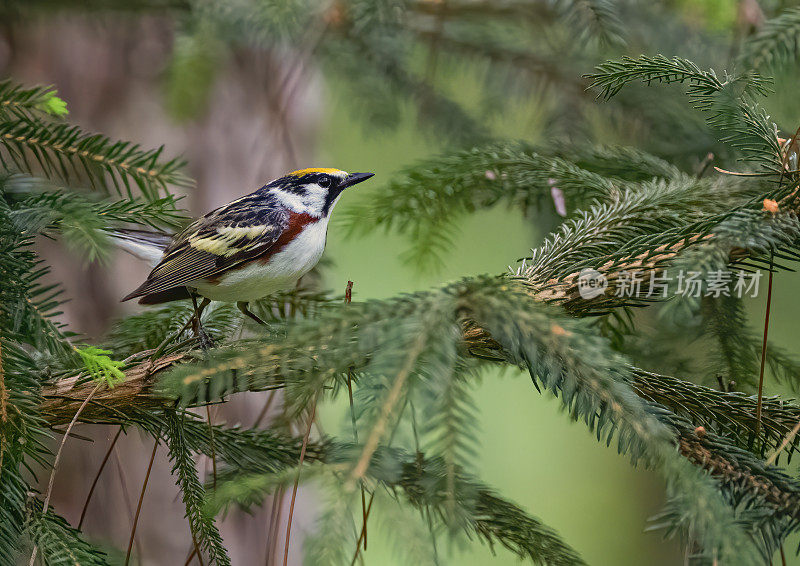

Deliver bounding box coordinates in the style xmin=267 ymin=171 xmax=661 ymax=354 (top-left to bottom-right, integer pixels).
xmin=204 ymin=212 xmax=318 ymax=285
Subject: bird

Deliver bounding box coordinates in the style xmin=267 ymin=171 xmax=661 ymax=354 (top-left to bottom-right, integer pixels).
xmin=115 ymin=168 xmax=374 ymax=342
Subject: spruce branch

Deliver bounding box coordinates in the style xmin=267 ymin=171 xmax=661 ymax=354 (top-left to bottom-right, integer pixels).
xmin=0 ymin=80 xmax=67 ymax=121
xmin=210 ymin=442 xmax=587 ymax=566
xmin=0 ymin=119 xmax=191 ymax=200
xmin=407 ymin=0 xmax=556 ymax=26
xmin=587 ymin=55 xmax=770 ymax=103
xmin=556 ymin=0 xmax=624 ymax=45
xmin=739 ymin=7 xmax=800 ymax=70
xmin=586 ymin=55 xmax=781 ymax=171
xmin=0 ymin=207 xmax=75 ymax=360
xmin=37 ymin=343 xmax=800 ymax=560
xmin=348 ymin=331 xmax=426 ymax=488
xmin=164 ymin=410 xmax=230 ymax=566
xmin=0 ymin=450 xmax=29 ymax=566
xmin=326 ymin=30 xmax=488 ymax=144
xmin=24 ymin=504 xmax=110 ymax=566
xmin=8 ymin=184 xmax=186 ymax=231
xmin=43 ymin=274 xmax=774 ymax=558
xmin=409 ymin=27 xmax=586 ymax=95
xmin=632 ymin=369 xmax=800 ymax=460
xmin=397 ymin=452 xmax=588 ymax=566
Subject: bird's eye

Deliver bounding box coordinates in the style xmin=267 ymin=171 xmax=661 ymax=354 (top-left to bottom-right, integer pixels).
xmin=318 ymin=176 xmax=332 ymax=189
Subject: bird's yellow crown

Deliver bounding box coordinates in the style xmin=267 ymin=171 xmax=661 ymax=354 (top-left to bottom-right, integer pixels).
xmin=288 ymin=167 xmax=345 ymax=177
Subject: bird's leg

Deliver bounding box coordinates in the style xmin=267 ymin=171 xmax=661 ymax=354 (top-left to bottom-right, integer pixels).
xmin=237 ymin=301 xmax=267 ymax=326
xmin=149 ymin=301 xmax=201 ymax=361
xmin=191 ymin=295 xmax=213 ymax=350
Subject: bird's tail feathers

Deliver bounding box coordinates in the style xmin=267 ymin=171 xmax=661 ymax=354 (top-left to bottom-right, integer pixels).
xmin=105 ymin=228 xmax=172 ymax=266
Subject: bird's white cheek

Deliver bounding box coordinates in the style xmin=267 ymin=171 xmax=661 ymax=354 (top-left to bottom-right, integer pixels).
xmin=272 ymin=185 xmax=327 ymax=216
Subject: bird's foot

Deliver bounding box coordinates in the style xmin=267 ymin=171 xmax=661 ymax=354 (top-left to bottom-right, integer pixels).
xmin=197 ymin=327 xmax=215 ymax=352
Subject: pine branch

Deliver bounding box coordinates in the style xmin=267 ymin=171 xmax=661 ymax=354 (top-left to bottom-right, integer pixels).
xmin=555 ymin=0 xmax=624 ymax=45
xmin=416 ymin=362 xmax=480 ymax=525
xmin=0 ymin=451 xmax=29 ymax=566
xmin=164 ymin=410 xmax=231 ymax=566
xmin=586 ymin=55 xmax=781 ymax=171
xmin=369 ymin=491 xmax=440 ymax=566
xmin=24 ymin=504 xmax=111 ymax=566
xmin=409 ymin=27 xmax=587 ymax=95
xmin=0 ymin=204 xmax=75 ymax=360
xmin=0 ymin=119 xmax=191 ymax=200
xmin=6 ymin=187 xmax=185 ymax=262
xmin=739 ymin=7 xmax=800 ymax=70
xmin=548 ymin=142 xmax=682 ymax=181
xmin=302 ymin=479 xmax=359 ymax=566
xmin=587 ymin=55 xmax=769 ymax=103
xmin=209 ymin=443 xmax=587 ymax=566
xmin=674 ymin=423 xmax=800 ymax=524
xmin=30 ymin=186 xmax=800 ymax=561
xmin=9 ymin=183 xmax=186 ymax=230
xmin=38 ymin=345 xmax=800 ymax=561
xmin=397 ymin=452 xmax=587 ymax=566
xmin=632 ymin=369 xmax=800 ymax=461
xmin=0 ymin=80 xmax=67 ymax=121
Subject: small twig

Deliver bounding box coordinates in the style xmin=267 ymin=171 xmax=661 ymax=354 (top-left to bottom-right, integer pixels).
xmin=349 ymin=335 xmax=425 ymax=487
xmin=265 ymin=487 xmax=285 ymax=566
xmin=781 ymin=545 xmax=788 ymax=566
xmin=349 ymin=495 xmax=375 ymax=566
xmin=696 ymin=152 xmax=714 ymax=179
xmin=423 ymin=0 xmax=448 ymax=85
xmin=0 ymin=340 xmax=7 ymax=477
xmin=183 ymin=547 xmax=197 ymax=566
xmin=205 ymin=405 xmax=217 ymax=490
xmin=344 ymin=280 xmax=368 ymax=550
xmin=756 ymin=254 xmax=774 ymax=438
xmin=125 ymin=437 xmax=159 ymax=566
xmin=253 ymin=390 xmax=278 ymax=429
xmin=114 ymin=446 xmax=143 ymax=560
xmin=410 ymin=402 xmax=439 ymax=564
xmin=344 ymin=280 xmax=353 ymax=304
xmin=78 ymin=426 xmax=123 ymax=528
xmin=350 ymin=398 xmax=410 ymax=566
xmin=765 ymin=418 xmax=800 ymax=466
xmin=190 ymin=530 xmax=206 ymax=566
xmin=283 ymin=397 xmax=319 ymax=566
xmin=29 ymin=382 xmax=102 ymax=566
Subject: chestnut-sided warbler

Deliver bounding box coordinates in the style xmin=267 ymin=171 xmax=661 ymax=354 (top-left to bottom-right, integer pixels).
xmin=118 ymin=168 xmax=373 ymax=326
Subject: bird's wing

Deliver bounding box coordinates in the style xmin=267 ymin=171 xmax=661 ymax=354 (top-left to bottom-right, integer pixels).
xmin=122 ymin=193 xmax=290 ymax=301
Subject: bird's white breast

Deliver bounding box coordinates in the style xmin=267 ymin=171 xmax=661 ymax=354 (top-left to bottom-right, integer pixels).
xmin=190 ymin=219 xmax=329 ymax=302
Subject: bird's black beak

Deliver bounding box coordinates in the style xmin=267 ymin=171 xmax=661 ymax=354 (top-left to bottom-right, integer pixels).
xmin=341 ymin=172 xmax=374 ymax=189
